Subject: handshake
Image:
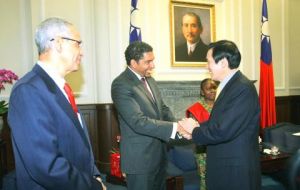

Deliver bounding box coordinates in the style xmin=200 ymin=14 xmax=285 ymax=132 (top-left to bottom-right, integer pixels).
xmin=176 ymin=118 xmax=199 ymax=140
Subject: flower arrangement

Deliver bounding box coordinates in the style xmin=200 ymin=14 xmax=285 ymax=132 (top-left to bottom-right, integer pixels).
xmin=0 ymin=69 xmax=18 ymax=115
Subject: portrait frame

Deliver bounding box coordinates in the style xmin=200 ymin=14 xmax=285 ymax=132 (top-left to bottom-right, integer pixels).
xmin=170 ymin=1 xmax=216 ymax=67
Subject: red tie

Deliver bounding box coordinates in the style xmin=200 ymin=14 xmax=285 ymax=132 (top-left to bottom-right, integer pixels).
xmin=63 ymin=83 xmax=78 ymax=113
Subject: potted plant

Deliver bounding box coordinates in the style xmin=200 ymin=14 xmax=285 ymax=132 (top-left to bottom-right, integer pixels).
xmin=0 ymin=69 xmax=18 ymax=131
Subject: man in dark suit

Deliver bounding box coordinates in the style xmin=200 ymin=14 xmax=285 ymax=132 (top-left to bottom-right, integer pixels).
xmin=111 ymin=41 xmax=190 ymax=190
xmin=180 ymin=40 xmax=261 ymax=190
xmin=8 ymin=17 xmax=105 ymax=190
xmin=175 ymin=12 xmax=209 ymax=62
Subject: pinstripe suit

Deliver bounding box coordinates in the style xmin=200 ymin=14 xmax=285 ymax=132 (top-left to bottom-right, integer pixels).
xmin=111 ymin=68 xmax=175 ymax=189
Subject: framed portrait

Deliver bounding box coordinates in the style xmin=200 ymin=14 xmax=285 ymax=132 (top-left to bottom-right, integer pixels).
xmin=170 ymin=1 xmax=216 ymax=67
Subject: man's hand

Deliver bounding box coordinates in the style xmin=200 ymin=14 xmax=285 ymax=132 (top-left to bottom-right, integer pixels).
xmin=95 ymin=177 xmax=107 ymax=190
xmin=177 ymin=123 xmax=192 ymax=140
xmin=179 ymin=118 xmax=199 ymax=134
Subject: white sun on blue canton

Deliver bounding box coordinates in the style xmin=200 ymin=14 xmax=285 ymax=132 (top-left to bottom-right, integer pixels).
xmin=131 ymin=7 xmax=142 ymax=30
xmin=261 ymin=16 xmax=270 ymax=42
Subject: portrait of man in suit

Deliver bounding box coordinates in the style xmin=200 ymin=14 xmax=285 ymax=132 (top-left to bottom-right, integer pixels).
xmin=170 ymin=2 xmax=215 ymax=67
xmin=175 ymin=12 xmax=209 ymax=62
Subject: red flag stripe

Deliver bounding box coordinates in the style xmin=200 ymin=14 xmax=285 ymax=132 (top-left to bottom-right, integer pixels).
xmin=259 ymin=60 xmax=276 ymax=128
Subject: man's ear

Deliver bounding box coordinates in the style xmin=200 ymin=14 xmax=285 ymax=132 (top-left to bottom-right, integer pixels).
xmin=52 ymin=38 xmax=63 ymax=54
xmin=130 ymin=59 xmax=138 ymax=68
xmin=220 ymin=58 xmax=228 ymax=68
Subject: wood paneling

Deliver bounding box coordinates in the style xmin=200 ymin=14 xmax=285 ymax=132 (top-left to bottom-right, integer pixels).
xmin=0 ymin=113 xmax=14 ymax=173
xmin=95 ymin=104 xmax=120 ymax=174
xmin=290 ymin=96 xmax=300 ymax=125
xmin=78 ymin=104 xmax=120 ymax=174
xmin=275 ymin=96 xmax=291 ymax=123
xmin=275 ymin=96 xmax=300 ymax=125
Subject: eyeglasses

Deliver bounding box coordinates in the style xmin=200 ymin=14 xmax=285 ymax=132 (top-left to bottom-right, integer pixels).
xmin=50 ymin=37 xmax=82 ymax=47
xmin=61 ymin=37 xmax=82 ymax=46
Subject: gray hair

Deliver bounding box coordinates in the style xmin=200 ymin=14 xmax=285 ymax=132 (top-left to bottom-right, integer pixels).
xmin=35 ymin=17 xmax=73 ymax=55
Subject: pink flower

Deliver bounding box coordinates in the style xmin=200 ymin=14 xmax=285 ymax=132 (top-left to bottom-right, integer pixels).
xmin=0 ymin=69 xmax=18 ymax=91
xmin=0 ymin=69 xmax=18 ymax=115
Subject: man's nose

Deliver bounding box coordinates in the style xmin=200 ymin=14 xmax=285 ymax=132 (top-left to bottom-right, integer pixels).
xmin=150 ymin=62 xmax=155 ymax=69
xmin=187 ymin=26 xmax=193 ymax=32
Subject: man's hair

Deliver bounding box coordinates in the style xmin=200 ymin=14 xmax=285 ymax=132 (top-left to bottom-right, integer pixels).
xmin=182 ymin=12 xmax=203 ymax=29
xmin=124 ymin=41 xmax=153 ymax=65
xmin=208 ymin=40 xmax=241 ymax=69
xmin=35 ymin=17 xmax=73 ymax=55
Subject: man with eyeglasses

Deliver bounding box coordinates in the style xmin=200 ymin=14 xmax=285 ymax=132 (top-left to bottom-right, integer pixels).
xmin=8 ymin=17 xmax=106 ymax=190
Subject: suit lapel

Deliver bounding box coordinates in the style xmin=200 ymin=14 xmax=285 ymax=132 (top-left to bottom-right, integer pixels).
xmin=125 ymin=68 xmax=158 ymax=108
xmin=145 ymin=78 xmax=159 ymax=105
xmin=33 ymin=65 xmax=90 ymax=149
xmin=184 ymin=44 xmax=189 ymax=57
xmin=214 ymin=71 xmax=241 ymax=106
xmin=146 ymin=78 xmax=161 ymax=115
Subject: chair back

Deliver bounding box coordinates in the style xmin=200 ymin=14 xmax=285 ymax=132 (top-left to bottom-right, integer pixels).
xmin=288 ymin=149 xmax=300 ymax=190
xmin=263 ymin=122 xmax=300 ymax=153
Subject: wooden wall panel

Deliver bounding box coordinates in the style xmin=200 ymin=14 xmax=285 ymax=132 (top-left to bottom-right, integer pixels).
xmin=275 ymin=96 xmax=291 ymax=124
xmin=290 ymin=96 xmax=300 ymax=125
xmin=78 ymin=104 xmax=120 ymax=174
xmin=95 ymin=104 xmax=120 ymax=174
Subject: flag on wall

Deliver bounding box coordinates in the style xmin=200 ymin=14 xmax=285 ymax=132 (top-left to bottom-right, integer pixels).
xmin=129 ymin=0 xmax=142 ymax=43
xmin=259 ymin=0 xmax=276 ymax=128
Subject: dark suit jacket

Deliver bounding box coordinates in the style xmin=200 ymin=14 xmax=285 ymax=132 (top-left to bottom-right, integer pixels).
xmin=175 ymin=39 xmax=208 ymax=62
xmin=192 ymin=71 xmax=261 ymax=190
xmin=111 ymin=68 xmax=175 ymax=174
xmin=8 ymin=64 xmax=102 ymax=190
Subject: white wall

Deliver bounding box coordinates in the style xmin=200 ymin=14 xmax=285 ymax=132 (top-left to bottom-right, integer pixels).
xmin=288 ymin=0 xmax=300 ymax=95
xmin=0 ymin=0 xmax=299 ymax=104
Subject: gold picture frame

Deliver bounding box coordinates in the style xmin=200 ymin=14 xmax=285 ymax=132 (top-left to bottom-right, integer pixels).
xmin=170 ymin=1 xmax=216 ymax=67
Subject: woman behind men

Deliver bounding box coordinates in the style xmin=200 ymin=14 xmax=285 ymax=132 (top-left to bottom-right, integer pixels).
xmin=186 ymin=78 xmax=218 ymax=190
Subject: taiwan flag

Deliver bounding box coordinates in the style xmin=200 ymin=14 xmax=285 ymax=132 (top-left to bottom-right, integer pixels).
xmin=129 ymin=0 xmax=142 ymax=43
xmin=259 ymin=0 xmax=276 ymax=129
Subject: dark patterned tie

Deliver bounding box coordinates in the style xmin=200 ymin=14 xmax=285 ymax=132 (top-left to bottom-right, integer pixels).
xmin=188 ymin=48 xmax=193 ymax=57
xmin=141 ymin=78 xmax=154 ymax=101
xmin=63 ymin=83 xmax=78 ymax=113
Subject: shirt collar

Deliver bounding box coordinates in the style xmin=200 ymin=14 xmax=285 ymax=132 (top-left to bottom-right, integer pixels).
xmin=187 ymin=41 xmax=199 ymax=52
xmin=128 ymin=66 xmax=144 ymax=80
xmin=218 ymin=70 xmax=238 ymax=93
xmin=37 ymin=61 xmax=66 ymax=90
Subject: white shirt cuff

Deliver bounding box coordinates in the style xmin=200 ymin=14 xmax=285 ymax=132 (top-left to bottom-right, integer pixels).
xmin=171 ymin=122 xmax=179 ymax=139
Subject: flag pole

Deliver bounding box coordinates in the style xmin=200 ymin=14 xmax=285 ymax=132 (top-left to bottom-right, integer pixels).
xmin=259 ymin=0 xmax=277 ymax=129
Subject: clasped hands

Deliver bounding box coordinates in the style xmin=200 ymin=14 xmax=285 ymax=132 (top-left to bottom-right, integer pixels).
xmin=177 ymin=118 xmax=199 ymax=140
